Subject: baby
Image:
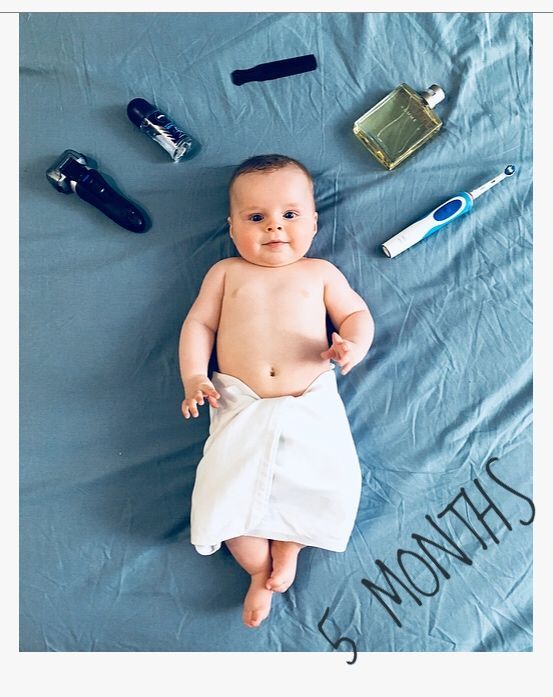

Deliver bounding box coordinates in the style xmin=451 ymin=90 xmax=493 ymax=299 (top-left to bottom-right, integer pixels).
xmin=179 ymin=154 xmax=374 ymax=628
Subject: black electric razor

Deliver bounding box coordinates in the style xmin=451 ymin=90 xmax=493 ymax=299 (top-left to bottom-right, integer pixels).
xmin=46 ymin=149 xmax=150 ymax=233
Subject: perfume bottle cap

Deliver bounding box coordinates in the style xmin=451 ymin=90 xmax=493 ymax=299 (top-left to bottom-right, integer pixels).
xmin=419 ymin=85 xmax=445 ymax=109
xmin=127 ymin=98 xmax=157 ymax=126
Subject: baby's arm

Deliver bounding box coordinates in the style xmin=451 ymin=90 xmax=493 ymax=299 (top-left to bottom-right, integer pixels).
xmin=320 ymin=261 xmax=375 ymax=375
xmin=178 ymin=260 xmax=227 ymax=418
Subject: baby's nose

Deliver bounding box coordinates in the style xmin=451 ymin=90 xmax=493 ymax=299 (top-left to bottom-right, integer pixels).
xmin=266 ymin=222 xmax=283 ymax=231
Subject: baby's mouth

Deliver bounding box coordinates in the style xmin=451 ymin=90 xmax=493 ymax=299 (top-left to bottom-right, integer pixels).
xmin=264 ymin=240 xmax=288 ymax=246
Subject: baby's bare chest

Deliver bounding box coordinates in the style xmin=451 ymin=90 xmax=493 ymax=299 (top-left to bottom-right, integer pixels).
xmin=221 ymin=272 xmax=325 ymax=328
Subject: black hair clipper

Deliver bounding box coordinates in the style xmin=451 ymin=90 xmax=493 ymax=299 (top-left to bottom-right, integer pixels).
xmin=46 ymin=149 xmax=150 ymax=233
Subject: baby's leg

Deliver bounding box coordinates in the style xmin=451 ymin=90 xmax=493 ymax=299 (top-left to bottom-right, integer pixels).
xmin=224 ymin=535 xmax=273 ymax=628
xmin=266 ymin=540 xmax=306 ymax=593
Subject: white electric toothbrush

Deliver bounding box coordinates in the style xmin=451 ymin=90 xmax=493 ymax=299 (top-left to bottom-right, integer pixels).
xmin=381 ymin=165 xmax=516 ymax=259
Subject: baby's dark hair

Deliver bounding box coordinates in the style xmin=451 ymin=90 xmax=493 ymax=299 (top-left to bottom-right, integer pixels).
xmin=228 ymin=154 xmax=313 ymax=198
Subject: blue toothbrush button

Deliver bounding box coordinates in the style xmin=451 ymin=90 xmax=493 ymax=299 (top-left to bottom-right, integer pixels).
xmin=434 ymin=198 xmax=463 ymax=221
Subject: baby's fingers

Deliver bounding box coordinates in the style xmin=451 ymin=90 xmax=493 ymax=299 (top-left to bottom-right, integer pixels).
xmin=202 ymin=386 xmax=221 ymax=409
xmin=327 ymin=343 xmax=351 ymax=363
xmin=207 ymin=394 xmax=220 ymax=408
xmin=337 ymin=340 xmax=350 ymax=356
xmin=181 ymin=400 xmax=193 ymax=419
xmin=182 ymin=385 xmax=221 ymax=419
xmin=182 ymin=395 xmax=202 ymax=419
xmin=181 ymin=400 xmax=196 ymax=419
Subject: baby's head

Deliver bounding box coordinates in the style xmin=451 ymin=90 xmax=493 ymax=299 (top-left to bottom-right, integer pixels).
xmin=227 ymin=154 xmax=318 ymax=268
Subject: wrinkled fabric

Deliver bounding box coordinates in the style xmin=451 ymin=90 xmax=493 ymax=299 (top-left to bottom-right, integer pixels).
xmin=20 ymin=12 xmax=532 ymax=652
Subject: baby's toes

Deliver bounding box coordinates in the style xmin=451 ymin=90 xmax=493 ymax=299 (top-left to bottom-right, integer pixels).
xmin=265 ymin=576 xmax=281 ymax=591
xmin=243 ymin=610 xmax=263 ymax=628
xmin=265 ymin=576 xmax=289 ymax=592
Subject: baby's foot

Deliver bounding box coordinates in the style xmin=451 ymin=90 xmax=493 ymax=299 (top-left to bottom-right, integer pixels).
xmin=266 ymin=540 xmax=306 ymax=593
xmin=243 ymin=572 xmax=274 ymax=628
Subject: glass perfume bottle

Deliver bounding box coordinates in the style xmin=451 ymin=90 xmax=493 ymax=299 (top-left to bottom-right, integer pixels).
xmin=353 ymin=84 xmax=445 ymax=170
xmin=127 ymin=98 xmax=199 ymax=162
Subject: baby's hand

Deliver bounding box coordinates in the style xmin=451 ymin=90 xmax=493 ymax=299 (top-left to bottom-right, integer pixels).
xmin=182 ymin=375 xmax=221 ymax=419
xmin=320 ymin=332 xmax=358 ymax=376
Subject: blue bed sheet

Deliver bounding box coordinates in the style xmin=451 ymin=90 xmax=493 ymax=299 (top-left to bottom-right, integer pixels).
xmin=20 ymin=12 xmax=532 ymax=652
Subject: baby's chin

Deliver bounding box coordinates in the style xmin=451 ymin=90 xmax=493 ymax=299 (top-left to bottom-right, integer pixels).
xmin=237 ymin=246 xmax=312 ymax=268
xmin=240 ymin=251 xmax=308 ymax=268
xmin=243 ymin=258 xmax=302 ymax=268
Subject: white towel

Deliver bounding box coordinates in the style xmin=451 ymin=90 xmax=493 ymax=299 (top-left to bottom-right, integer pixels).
xmin=190 ymin=366 xmax=362 ymax=555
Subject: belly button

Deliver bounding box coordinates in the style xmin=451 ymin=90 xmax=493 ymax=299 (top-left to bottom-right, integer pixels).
xmin=270 ymin=367 xmax=276 ymax=377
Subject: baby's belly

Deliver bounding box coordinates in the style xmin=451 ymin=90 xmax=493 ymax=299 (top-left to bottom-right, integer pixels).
xmin=216 ymin=308 xmax=332 ymax=398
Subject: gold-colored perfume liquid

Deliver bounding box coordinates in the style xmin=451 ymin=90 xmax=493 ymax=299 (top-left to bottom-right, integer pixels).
xmin=353 ymin=83 xmax=443 ymax=170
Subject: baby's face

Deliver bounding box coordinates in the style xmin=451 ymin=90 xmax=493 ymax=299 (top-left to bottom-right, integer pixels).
xmin=227 ymin=165 xmax=318 ymax=268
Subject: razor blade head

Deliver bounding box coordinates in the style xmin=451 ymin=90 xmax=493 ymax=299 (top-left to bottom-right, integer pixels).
xmin=46 ymin=149 xmax=89 ymax=193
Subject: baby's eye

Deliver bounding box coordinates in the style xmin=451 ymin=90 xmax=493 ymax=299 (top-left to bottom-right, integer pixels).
xmin=249 ymin=214 xmax=263 ymax=222
xmin=283 ymin=211 xmax=297 ymax=219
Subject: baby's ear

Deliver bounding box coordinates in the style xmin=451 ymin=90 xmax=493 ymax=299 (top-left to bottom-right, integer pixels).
xmin=227 ymin=216 xmax=233 ymax=238
xmin=313 ymin=211 xmax=318 ymax=234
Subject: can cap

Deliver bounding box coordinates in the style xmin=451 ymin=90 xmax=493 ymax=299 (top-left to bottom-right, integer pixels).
xmin=127 ymin=98 xmax=157 ymax=127
xmin=419 ymin=85 xmax=445 ymax=109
